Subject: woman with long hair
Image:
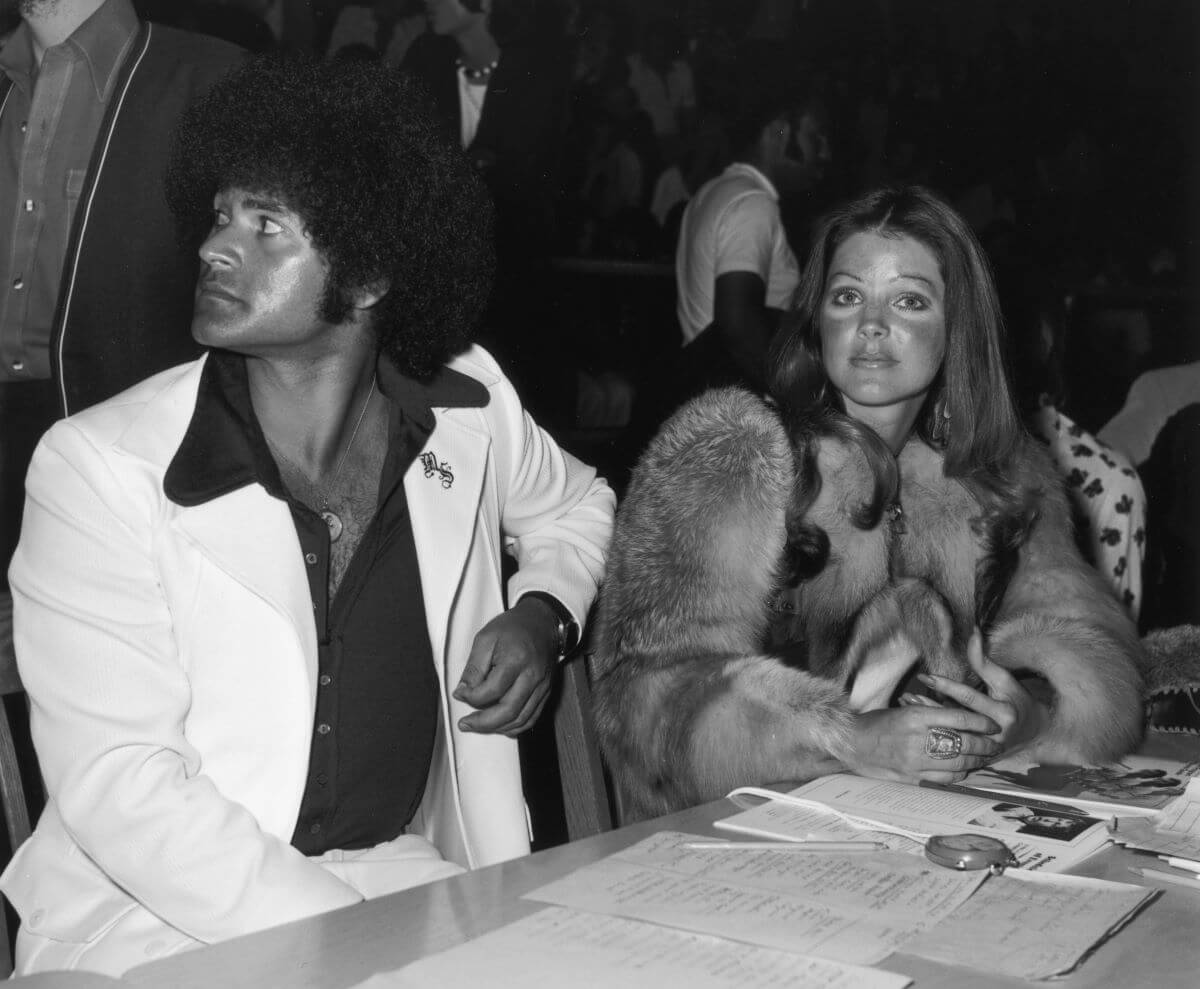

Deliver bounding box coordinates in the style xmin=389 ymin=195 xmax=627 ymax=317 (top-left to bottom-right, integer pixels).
xmin=592 ymin=185 xmax=1145 ymax=821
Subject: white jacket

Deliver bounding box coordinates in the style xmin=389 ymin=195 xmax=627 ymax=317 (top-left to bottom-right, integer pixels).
xmin=1 ymin=347 xmax=613 ymax=972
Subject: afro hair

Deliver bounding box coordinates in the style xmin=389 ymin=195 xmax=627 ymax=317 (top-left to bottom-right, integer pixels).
xmin=166 ymin=53 xmax=496 ymax=380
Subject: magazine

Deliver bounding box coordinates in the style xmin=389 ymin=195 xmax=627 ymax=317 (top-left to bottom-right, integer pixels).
xmin=714 ymin=774 xmax=1113 ymax=872
xmin=957 ymin=754 xmax=1200 ymax=818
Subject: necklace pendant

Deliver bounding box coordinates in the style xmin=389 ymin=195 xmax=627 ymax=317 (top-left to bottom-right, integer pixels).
xmin=320 ymin=509 xmax=344 ymax=543
xmin=887 ymin=502 xmax=906 ymax=535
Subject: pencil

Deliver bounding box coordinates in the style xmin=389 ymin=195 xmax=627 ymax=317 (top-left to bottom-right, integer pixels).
xmin=917 ymin=780 xmax=1084 ymax=816
xmin=1160 ymin=856 xmax=1200 ymax=874
xmin=1129 ymin=867 xmax=1200 ymax=891
xmin=682 ymin=840 xmax=888 ymax=852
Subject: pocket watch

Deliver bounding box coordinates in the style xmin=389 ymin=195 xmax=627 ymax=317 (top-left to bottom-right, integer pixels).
xmin=924 ymin=834 xmax=1019 ymax=875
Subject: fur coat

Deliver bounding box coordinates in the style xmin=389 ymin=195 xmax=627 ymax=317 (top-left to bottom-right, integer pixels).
xmin=592 ymin=388 xmax=1145 ymax=820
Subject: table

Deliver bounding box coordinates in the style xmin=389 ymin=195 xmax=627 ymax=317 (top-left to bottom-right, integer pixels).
xmin=20 ymin=734 xmax=1200 ymax=989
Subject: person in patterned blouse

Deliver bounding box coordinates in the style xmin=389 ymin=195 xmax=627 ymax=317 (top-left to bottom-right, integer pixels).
xmin=1027 ymin=402 xmax=1146 ymax=619
xmin=995 ymin=262 xmax=1146 ymax=620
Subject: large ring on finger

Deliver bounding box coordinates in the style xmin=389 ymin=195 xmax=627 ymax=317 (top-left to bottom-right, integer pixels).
xmin=925 ymin=727 xmax=963 ymax=760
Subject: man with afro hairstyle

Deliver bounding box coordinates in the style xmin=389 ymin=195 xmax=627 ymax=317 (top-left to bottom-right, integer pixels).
xmin=1 ymin=54 xmax=613 ymax=976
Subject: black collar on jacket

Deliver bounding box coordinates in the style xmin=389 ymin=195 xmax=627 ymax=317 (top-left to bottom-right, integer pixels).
xmin=163 ymin=349 xmax=488 ymax=508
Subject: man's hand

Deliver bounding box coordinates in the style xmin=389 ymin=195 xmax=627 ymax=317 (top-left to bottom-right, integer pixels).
xmin=452 ymin=596 xmax=559 ymax=737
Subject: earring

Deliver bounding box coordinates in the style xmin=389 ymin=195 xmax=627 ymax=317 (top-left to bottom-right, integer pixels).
xmin=932 ymin=397 xmax=951 ymax=442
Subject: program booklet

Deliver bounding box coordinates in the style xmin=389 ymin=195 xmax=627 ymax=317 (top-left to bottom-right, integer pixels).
xmin=957 ymin=754 xmax=1200 ymax=818
xmin=715 ymin=774 xmax=1113 ymax=872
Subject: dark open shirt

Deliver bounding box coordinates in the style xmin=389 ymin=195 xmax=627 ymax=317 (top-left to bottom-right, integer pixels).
xmin=164 ymin=349 xmax=488 ymax=854
xmin=0 ymin=0 xmax=138 ymax=381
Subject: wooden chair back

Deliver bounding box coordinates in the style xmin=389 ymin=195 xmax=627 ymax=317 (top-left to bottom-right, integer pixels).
xmin=0 ymin=591 xmax=32 ymax=977
xmin=551 ymin=651 xmax=613 ymax=840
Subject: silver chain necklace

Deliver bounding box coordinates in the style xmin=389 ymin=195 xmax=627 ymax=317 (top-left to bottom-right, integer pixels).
xmin=267 ymin=374 xmax=376 ymax=543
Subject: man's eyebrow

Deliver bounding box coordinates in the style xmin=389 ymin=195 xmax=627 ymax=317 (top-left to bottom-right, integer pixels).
xmin=241 ymin=195 xmax=290 ymax=213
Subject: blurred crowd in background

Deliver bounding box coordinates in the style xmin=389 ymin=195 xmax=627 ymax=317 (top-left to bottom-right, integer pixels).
xmin=49 ymin=0 xmax=1186 ymax=293
xmin=2 ymin=0 xmax=1195 ymax=474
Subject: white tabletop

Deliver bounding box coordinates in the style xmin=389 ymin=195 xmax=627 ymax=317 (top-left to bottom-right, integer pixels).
xmin=15 ymin=734 xmax=1200 ymax=988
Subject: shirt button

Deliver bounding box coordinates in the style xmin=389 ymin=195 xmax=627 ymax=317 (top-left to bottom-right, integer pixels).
xmin=317 ymin=722 xmax=331 ymax=735
xmin=319 ymin=674 xmax=332 ymax=686
xmin=316 ymin=773 xmax=328 ymax=785
xmin=305 ymin=552 xmax=318 ymax=565
xmin=12 ymin=277 xmax=24 ymax=290
xmin=19 ymin=121 xmax=27 ymax=133
xmin=23 ymin=199 xmax=34 ymax=212
xmin=309 ymin=823 xmax=321 ymax=835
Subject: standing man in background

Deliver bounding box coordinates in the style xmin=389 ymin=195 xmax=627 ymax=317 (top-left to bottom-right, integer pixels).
xmin=673 ymin=87 xmax=830 ymax=395
xmin=626 ymin=84 xmax=829 ymax=452
xmin=403 ymin=0 xmax=571 ymax=426
xmin=0 ymin=0 xmax=241 ymax=586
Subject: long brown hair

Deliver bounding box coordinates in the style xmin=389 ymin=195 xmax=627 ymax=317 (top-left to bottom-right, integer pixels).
xmin=768 ymin=185 xmax=1038 ymax=624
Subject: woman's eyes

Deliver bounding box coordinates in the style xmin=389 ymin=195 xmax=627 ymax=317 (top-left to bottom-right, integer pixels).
xmin=894 ymin=293 xmax=930 ymax=311
xmin=212 ymin=209 xmax=230 ymax=228
xmin=827 ymin=288 xmax=932 ymax=311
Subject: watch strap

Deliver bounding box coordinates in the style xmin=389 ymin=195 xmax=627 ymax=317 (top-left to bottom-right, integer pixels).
xmin=520 ymin=591 xmax=581 ymax=658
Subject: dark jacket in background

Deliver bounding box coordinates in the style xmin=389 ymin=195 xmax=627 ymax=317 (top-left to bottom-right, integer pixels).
xmin=0 ymin=20 xmax=241 ymax=586
xmin=0 ymin=21 xmax=242 ymax=419
xmin=402 ymin=32 xmax=572 ymax=425
xmin=401 ymin=31 xmax=569 ymax=265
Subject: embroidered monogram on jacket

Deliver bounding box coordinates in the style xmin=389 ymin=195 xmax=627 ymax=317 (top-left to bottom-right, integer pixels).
xmin=420 ymin=451 xmax=454 ymax=488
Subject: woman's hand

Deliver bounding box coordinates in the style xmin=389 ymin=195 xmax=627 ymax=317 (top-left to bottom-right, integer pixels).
xmin=917 ymin=628 xmax=1047 ymax=757
xmin=845 ymin=704 xmax=1002 ymax=783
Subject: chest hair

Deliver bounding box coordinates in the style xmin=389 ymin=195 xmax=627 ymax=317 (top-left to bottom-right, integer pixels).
xmin=272 ymin=416 xmax=388 ymax=599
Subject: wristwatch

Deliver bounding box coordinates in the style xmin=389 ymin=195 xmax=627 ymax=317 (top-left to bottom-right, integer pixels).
xmin=521 ymin=592 xmax=581 ymax=659
xmin=924 ymin=834 xmax=1019 ymax=874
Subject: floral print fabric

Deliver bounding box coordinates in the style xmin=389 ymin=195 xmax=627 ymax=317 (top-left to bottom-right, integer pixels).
xmin=1031 ymin=403 xmax=1146 ymax=619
